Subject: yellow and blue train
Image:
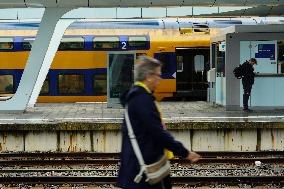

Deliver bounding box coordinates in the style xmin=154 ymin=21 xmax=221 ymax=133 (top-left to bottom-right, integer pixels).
xmin=0 ymin=18 xmax=277 ymax=102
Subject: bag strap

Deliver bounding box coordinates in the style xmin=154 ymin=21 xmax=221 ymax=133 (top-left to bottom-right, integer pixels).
xmin=125 ymin=105 xmax=147 ymax=183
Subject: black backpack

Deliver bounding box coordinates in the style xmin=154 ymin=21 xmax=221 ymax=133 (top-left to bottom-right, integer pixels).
xmin=233 ymin=64 xmax=244 ymax=79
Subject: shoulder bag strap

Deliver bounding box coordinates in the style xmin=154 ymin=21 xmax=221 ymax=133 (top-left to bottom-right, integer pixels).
xmin=125 ymin=105 xmax=147 ymax=183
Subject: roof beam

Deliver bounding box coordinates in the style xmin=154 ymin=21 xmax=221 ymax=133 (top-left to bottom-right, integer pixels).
xmin=199 ymin=5 xmax=284 ymax=17
xmin=0 ymin=0 xmax=283 ymax=8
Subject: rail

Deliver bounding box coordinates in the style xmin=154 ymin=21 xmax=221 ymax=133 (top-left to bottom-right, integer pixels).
xmin=0 ymin=151 xmax=284 ymax=186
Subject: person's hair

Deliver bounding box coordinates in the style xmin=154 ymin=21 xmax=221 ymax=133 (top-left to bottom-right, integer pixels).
xmin=134 ymin=56 xmax=162 ymax=82
xmin=250 ymin=58 xmax=257 ymax=64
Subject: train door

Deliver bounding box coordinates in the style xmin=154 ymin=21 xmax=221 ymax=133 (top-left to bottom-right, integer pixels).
xmin=175 ymin=48 xmax=210 ymax=100
xmin=107 ymin=52 xmax=135 ymax=108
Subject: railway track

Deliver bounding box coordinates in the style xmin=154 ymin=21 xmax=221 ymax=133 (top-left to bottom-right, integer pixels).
xmin=0 ymin=151 xmax=283 ymax=186
xmin=0 ymin=157 xmax=283 ymax=165
xmin=0 ymin=151 xmax=283 ymax=165
xmin=0 ymin=175 xmax=283 ymax=185
xmin=0 ymin=151 xmax=282 ymax=158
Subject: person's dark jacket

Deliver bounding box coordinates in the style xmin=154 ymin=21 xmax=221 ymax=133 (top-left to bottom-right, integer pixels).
xmin=242 ymin=61 xmax=255 ymax=86
xmin=117 ymin=85 xmax=189 ymax=189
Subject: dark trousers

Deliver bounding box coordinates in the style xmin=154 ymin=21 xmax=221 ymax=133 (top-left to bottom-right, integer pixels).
xmin=243 ymin=84 xmax=252 ymax=109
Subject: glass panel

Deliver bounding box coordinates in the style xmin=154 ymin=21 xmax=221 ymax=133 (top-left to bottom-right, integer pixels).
xmin=194 ymin=55 xmax=205 ymax=72
xmin=211 ymin=43 xmax=216 ymax=69
xmin=108 ymin=53 xmax=134 ymax=102
xmin=22 ymin=38 xmax=34 ymax=50
xmin=93 ymin=73 xmax=107 ymax=94
xmin=241 ymin=41 xmax=277 ymax=74
xmin=0 ymin=75 xmax=13 ymax=94
xmin=142 ymin=8 xmax=166 ymax=18
xmin=193 ymin=7 xmax=218 ymax=15
xmin=0 ymin=38 xmax=14 ymax=50
xmin=128 ymin=36 xmax=147 ymax=48
xmin=177 ymin=55 xmax=184 ymax=72
xmin=58 ymin=37 xmax=84 ymax=50
xmin=40 ymin=77 xmax=49 ymax=94
xmin=58 ymin=74 xmax=84 ymax=94
xmin=93 ymin=36 xmax=119 ymax=49
xmin=217 ymin=44 xmax=225 ymax=77
xmin=167 ymin=7 xmax=193 ymax=17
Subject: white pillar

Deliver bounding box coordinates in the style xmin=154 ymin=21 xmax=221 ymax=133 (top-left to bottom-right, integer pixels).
xmin=28 ymin=11 xmax=77 ymax=107
xmin=0 ymin=8 xmax=74 ymax=112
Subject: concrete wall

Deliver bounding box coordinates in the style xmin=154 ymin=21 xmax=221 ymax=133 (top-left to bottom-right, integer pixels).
xmin=0 ymin=128 xmax=283 ymax=152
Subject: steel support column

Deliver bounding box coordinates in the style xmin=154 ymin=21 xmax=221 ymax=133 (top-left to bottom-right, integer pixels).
xmin=0 ymin=8 xmax=74 ymax=112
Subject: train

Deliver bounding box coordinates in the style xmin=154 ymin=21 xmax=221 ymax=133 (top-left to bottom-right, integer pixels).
xmin=0 ymin=17 xmax=282 ymax=102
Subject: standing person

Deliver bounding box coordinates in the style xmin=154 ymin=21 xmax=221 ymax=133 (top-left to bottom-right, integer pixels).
xmin=117 ymin=56 xmax=200 ymax=189
xmin=242 ymin=58 xmax=257 ymax=112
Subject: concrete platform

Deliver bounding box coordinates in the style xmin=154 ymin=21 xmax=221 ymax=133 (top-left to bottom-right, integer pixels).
xmin=0 ymin=102 xmax=284 ymax=152
xmin=0 ymin=101 xmax=284 ymax=126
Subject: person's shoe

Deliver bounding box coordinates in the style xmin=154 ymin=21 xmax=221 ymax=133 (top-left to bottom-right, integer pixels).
xmin=243 ymin=108 xmax=253 ymax=112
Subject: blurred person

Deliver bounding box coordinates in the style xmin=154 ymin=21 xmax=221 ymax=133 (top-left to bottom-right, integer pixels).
xmin=117 ymin=56 xmax=200 ymax=189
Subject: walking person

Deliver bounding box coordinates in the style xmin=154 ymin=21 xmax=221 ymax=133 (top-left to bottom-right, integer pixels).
xmin=241 ymin=58 xmax=257 ymax=112
xmin=117 ymin=56 xmax=200 ymax=189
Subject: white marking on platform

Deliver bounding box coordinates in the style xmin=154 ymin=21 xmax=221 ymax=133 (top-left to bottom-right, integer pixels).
xmin=0 ymin=118 xmax=49 ymax=121
xmin=55 ymin=117 xmax=123 ymax=120
xmin=0 ymin=115 xmax=283 ymax=122
xmin=0 ymin=118 xmax=123 ymax=121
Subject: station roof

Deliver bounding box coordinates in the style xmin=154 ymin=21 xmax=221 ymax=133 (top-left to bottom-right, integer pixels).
xmin=211 ymin=24 xmax=284 ymax=42
xmin=0 ymin=0 xmax=283 ymax=8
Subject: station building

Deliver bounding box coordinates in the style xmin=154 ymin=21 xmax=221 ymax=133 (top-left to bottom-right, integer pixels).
xmin=208 ymin=24 xmax=284 ymax=110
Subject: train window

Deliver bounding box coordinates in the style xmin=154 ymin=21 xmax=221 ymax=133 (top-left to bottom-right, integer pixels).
xmin=0 ymin=38 xmax=14 ymax=50
xmin=58 ymin=37 xmax=84 ymax=50
xmin=213 ymin=20 xmax=242 ymax=25
xmin=93 ymin=36 xmax=119 ymax=49
xmin=40 ymin=77 xmax=49 ymax=94
xmin=22 ymin=38 xmax=34 ymax=50
xmin=128 ymin=36 xmax=147 ymax=48
xmin=0 ymin=75 xmax=13 ymax=94
xmin=136 ymin=53 xmax=147 ymax=59
xmin=156 ymin=53 xmax=170 ymax=74
xmin=176 ymin=55 xmax=184 ymax=72
xmin=58 ymin=74 xmax=84 ymax=94
xmin=194 ymin=55 xmax=205 ymax=72
xmin=93 ymin=73 xmax=107 ymax=94
xmin=193 ymin=24 xmax=210 ymax=33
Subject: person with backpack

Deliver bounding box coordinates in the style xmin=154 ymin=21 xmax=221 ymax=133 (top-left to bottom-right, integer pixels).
xmin=241 ymin=58 xmax=257 ymax=112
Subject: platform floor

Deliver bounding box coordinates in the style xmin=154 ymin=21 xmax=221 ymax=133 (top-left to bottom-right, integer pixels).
xmin=1 ymin=101 xmax=284 ymax=124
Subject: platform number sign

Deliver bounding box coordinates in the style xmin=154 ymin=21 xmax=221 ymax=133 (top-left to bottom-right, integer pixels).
xmin=121 ymin=41 xmax=127 ymax=50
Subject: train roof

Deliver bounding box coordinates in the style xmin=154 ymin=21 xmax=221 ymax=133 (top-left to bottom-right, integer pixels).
xmin=0 ymin=18 xmax=283 ymax=30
